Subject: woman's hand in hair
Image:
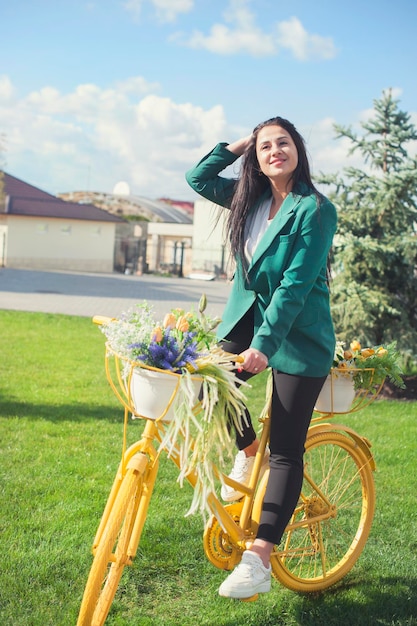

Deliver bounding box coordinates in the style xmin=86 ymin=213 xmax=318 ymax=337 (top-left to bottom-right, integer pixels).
xmin=226 ymin=134 xmax=253 ymax=157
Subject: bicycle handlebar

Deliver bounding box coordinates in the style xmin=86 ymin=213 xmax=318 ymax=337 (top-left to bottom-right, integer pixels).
xmin=93 ymin=315 xmax=115 ymax=326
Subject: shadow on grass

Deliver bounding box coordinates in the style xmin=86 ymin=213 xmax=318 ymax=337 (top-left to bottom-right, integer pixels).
xmin=109 ymin=572 xmax=417 ymax=626
xmin=290 ymin=575 xmax=417 ymax=626
xmin=0 ymin=398 xmax=123 ymax=423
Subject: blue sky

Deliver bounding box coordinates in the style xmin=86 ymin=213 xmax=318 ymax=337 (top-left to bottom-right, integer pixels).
xmin=1 ymin=0 xmax=416 ymax=200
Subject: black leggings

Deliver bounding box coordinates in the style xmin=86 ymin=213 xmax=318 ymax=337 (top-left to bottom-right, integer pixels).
xmin=220 ymin=308 xmax=326 ymax=545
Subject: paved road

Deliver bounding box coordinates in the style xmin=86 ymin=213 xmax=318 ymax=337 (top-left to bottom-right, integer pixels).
xmin=0 ymin=268 xmax=231 ymax=319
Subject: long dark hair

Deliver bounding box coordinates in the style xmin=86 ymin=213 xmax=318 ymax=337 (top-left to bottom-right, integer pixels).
xmin=226 ymin=116 xmax=321 ymax=264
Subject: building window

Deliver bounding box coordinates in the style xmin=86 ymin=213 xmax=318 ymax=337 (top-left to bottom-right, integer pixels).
xmin=60 ymin=224 xmax=72 ymax=235
xmin=36 ymin=223 xmax=48 ymax=235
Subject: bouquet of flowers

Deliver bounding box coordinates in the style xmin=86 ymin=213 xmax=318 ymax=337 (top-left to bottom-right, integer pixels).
xmin=333 ymin=339 xmax=405 ymax=390
xmin=99 ymin=295 xmax=250 ymax=517
xmin=99 ymin=294 xmax=219 ymax=372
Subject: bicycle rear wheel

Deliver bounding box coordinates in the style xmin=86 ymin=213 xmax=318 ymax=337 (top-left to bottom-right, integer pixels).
xmin=271 ymin=431 xmax=375 ymax=592
xmin=77 ymin=453 xmax=153 ymax=626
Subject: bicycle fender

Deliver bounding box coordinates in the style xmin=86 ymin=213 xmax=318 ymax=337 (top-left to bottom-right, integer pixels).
xmin=126 ymin=452 xmax=149 ymax=473
xmin=307 ymin=423 xmax=376 ymax=471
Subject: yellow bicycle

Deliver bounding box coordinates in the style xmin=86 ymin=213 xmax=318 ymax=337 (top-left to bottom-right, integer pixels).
xmin=77 ymin=324 xmax=382 ymax=626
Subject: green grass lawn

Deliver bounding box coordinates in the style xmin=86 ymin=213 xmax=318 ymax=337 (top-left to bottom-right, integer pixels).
xmin=0 ymin=310 xmax=416 ymax=626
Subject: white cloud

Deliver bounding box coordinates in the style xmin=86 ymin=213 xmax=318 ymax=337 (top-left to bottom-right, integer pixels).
xmin=183 ymin=23 xmax=275 ymax=56
xmin=116 ymin=76 xmax=161 ymax=95
xmin=0 ymin=75 xmax=227 ymax=198
xmin=276 ymin=16 xmax=337 ymax=61
xmin=8 ymin=75 xmax=414 ymax=202
xmin=0 ymin=75 xmax=15 ymax=101
xmin=182 ymin=0 xmax=275 ymax=56
xmin=124 ymin=0 xmax=193 ymax=22
xmin=153 ymin=0 xmax=193 ymax=22
xmin=176 ymin=1 xmax=337 ymax=60
xmin=123 ymin=0 xmax=337 ymax=61
xmin=302 ymin=118 xmax=362 ymax=178
xmin=123 ymin=0 xmax=143 ymax=21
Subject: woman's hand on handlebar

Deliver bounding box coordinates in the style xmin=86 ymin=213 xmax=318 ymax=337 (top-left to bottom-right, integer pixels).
xmin=238 ymin=348 xmax=268 ymax=374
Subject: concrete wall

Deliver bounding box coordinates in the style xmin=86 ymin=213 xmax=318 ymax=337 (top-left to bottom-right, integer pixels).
xmin=1 ymin=215 xmax=116 ymax=272
xmin=192 ymin=199 xmax=233 ymax=276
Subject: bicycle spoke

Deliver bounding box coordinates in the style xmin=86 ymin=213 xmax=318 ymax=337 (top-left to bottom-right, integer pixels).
xmin=271 ymin=432 xmax=375 ymax=591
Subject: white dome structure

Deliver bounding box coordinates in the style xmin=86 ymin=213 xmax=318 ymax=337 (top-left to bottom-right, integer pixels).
xmin=113 ymin=181 xmax=130 ymax=196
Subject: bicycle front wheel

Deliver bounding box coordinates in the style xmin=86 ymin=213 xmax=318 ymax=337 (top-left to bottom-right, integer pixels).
xmin=271 ymin=431 xmax=375 ymax=592
xmin=77 ymin=453 xmax=152 ymax=626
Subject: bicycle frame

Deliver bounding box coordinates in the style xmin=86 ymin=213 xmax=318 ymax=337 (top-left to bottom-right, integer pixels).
xmin=95 ymin=343 xmax=272 ymax=553
xmin=92 ymin=380 xmax=375 ymax=573
xmin=92 ymin=404 xmax=269 ymax=561
xmin=77 ymin=321 xmax=381 ymax=626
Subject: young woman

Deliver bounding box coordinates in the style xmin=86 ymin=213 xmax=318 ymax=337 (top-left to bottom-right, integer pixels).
xmin=185 ymin=117 xmax=337 ymax=599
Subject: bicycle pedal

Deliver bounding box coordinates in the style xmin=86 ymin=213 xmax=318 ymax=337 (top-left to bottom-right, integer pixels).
xmin=241 ymin=593 xmax=259 ymax=602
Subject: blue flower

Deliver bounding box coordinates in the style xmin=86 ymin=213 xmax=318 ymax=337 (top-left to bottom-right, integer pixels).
xmin=128 ymin=329 xmax=200 ymax=372
xmin=101 ymin=299 xmax=220 ymax=372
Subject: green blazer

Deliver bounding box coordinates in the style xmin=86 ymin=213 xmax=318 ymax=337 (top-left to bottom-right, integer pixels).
xmin=186 ymin=143 xmax=338 ymax=377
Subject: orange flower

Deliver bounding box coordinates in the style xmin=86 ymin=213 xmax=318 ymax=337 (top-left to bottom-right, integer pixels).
xmin=376 ymin=347 xmax=388 ymax=358
xmin=176 ymin=315 xmax=189 ymax=332
xmin=152 ymin=326 xmax=163 ymax=342
xmin=350 ymin=340 xmax=361 ymax=352
xmin=337 ymin=362 xmax=349 ymax=369
xmin=163 ymin=313 xmax=176 ymax=329
xmin=361 ymin=348 xmax=375 ymax=358
xmin=343 ymin=350 xmax=353 ymax=360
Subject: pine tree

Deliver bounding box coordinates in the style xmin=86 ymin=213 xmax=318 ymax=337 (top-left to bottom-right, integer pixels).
xmin=317 ymin=90 xmax=417 ymax=364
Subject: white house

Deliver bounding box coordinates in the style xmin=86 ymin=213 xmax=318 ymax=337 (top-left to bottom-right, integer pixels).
xmin=0 ymin=172 xmax=233 ymax=278
xmin=0 ymin=172 xmax=125 ymax=272
xmin=59 ymin=189 xmax=196 ymax=276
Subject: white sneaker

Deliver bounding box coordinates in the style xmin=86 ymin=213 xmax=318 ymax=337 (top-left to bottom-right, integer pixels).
xmin=218 ymin=551 xmax=271 ymax=599
xmin=221 ymin=448 xmax=270 ymax=502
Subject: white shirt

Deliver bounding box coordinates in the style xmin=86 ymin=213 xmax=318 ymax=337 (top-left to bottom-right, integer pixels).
xmin=244 ymin=197 xmax=273 ymax=263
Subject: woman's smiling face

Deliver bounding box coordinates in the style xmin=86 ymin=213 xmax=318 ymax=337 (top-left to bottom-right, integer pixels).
xmin=255 ymin=124 xmax=298 ymax=186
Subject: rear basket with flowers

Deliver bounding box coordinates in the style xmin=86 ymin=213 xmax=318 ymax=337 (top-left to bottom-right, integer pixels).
xmin=315 ymin=339 xmax=405 ymax=415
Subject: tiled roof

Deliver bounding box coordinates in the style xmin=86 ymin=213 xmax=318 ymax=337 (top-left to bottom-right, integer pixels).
xmin=2 ymin=172 xmax=125 ymax=223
